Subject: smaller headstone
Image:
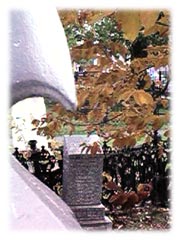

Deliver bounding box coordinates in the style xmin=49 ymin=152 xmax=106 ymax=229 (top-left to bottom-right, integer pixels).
xmin=63 ymin=135 xmax=112 ymax=230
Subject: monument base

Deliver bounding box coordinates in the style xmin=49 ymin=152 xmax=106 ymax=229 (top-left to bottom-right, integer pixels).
xmin=71 ymin=204 xmax=112 ymax=230
xmin=79 ymin=216 xmax=112 ymax=230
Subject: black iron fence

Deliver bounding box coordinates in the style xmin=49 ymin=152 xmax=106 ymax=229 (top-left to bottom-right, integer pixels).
xmin=12 ymin=134 xmax=171 ymax=207
xmin=102 ymin=140 xmax=170 ymax=189
xmin=102 ymin=135 xmax=171 ymax=208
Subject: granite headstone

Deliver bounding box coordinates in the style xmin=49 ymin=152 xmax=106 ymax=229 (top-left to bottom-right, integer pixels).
xmin=63 ymin=135 xmax=112 ymax=230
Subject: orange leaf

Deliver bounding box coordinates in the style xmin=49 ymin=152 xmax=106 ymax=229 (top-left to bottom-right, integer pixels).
xmin=133 ymin=90 xmax=154 ymax=106
xmin=140 ymin=10 xmax=160 ymax=32
xmin=112 ymin=138 xmax=127 ymax=148
xmin=118 ymin=89 xmax=135 ymax=102
xmin=113 ymin=11 xmax=141 ymax=41
xmin=102 ymin=85 xmax=114 ymax=96
xmin=144 ymin=75 xmax=152 ymax=89
xmin=77 ymin=91 xmax=89 ymax=107
xmin=144 ymin=23 xmax=169 ymax=36
xmin=161 ymin=99 xmax=169 ymax=108
xmin=127 ymin=137 xmax=136 ymax=147
xmin=152 ymin=117 xmax=164 ymax=130
xmin=90 ymin=142 xmax=101 ymax=156
xmin=31 ymin=119 xmax=40 ymax=127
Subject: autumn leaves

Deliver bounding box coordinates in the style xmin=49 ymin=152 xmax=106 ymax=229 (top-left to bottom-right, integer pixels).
xmin=34 ymin=10 xmax=170 ymax=149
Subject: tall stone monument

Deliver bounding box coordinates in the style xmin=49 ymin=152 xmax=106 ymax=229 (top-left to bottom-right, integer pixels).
xmin=10 ymin=0 xmax=77 ymax=150
xmin=63 ymin=135 xmax=112 ymax=230
xmin=9 ymin=0 xmax=79 ymax=230
xmin=10 ymin=0 xmax=77 ymax=110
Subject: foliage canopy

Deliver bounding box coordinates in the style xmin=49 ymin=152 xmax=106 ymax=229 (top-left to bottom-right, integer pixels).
xmin=35 ymin=9 xmax=170 ymax=149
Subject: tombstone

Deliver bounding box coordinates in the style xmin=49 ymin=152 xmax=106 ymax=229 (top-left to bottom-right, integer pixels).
xmin=63 ymin=135 xmax=112 ymax=230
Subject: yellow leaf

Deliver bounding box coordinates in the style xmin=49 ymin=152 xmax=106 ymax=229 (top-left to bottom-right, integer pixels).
xmin=102 ymin=85 xmax=114 ymax=96
xmin=140 ymin=11 xmax=160 ymax=32
xmin=87 ymin=109 xmax=105 ymax=122
xmin=113 ymin=11 xmax=141 ymax=41
xmin=161 ymin=99 xmax=169 ymax=108
xmin=133 ymin=90 xmax=154 ymax=106
xmin=107 ymin=41 xmax=128 ymax=58
xmin=77 ymin=91 xmax=89 ymax=107
xmin=112 ymin=137 xmax=128 ymax=148
xmin=96 ymin=72 xmax=111 ymax=85
xmin=144 ymin=75 xmax=152 ymax=89
xmin=144 ymin=23 xmax=169 ymax=36
xmin=47 ymin=121 xmax=57 ymax=132
xmin=113 ymin=138 xmax=123 ymax=148
xmin=118 ymin=89 xmax=135 ymax=102
xmin=99 ymin=56 xmax=112 ymax=66
xmin=152 ymin=117 xmax=164 ymax=130
xmin=125 ymin=110 xmax=138 ymax=118
xmin=136 ymin=119 xmax=145 ymax=130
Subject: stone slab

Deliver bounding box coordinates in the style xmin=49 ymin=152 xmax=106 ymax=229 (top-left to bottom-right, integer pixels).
xmin=62 ymin=154 xmax=103 ymax=206
xmin=71 ymin=204 xmax=105 ymax=221
xmin=79 ymin=216 xmax=112 ymax=231
xmin=10 ymin=156 xmax=81 ymax=230
xmin=63 ymin=135 xmax=104 ymax=207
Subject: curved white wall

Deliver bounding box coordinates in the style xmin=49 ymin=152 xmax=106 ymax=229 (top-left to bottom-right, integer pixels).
xmin=10 ymin=0 xmax=77 ymax=110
